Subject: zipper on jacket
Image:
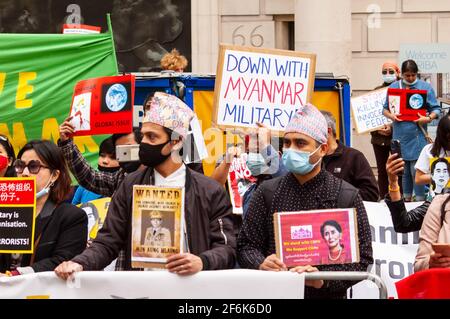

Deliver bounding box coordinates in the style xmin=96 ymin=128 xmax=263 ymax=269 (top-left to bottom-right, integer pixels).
xmin=218 ymin=218 xmax=228 ymax=245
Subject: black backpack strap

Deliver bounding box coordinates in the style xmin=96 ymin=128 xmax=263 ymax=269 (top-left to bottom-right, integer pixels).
xmin=337 ymin=180 xmax=359 ymax=208
xmin=260 ymin=177 xmax=283 ymax=211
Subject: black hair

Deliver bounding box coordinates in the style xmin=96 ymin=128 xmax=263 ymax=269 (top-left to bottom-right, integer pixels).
xmin=320 ymin=220 xmax=343 ymax=238
xmin=430 ymin=158 xmax=450 ymax=191
xmin=0 ymin=134 xmax=16 ymax=177
xmin=112 ymin=127 xmax=143 ymax=146
xmin=142 ymin=90 xmax=166 ymax=113
xmin=163 ymin=127 xmax=181 ymax=141
xmin=431 ymin=115 xmax=450 ymax=157
xmin=142 ymin=92 xmax=156 ymax=112
xmin=401 ymin=59 xmax=419 ymax=74
xmin=99 ymin=136 xmax=115 ymax=157
xmin=17 ymin=140 xmax=71 ymax=204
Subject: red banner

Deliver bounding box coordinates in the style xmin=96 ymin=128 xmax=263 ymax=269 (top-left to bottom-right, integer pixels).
xmin=0 ymin=178 xmax=35 ymax=205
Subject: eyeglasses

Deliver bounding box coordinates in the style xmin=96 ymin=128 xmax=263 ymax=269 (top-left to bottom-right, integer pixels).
xmin=382 ymin=70 xmax=396 ymax=75
xmin=14 ymin=159 xmax=49 ymax=174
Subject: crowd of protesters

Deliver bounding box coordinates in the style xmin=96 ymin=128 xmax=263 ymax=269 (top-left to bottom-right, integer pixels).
xmin=1 ymin=57 xmax=449 ymax=299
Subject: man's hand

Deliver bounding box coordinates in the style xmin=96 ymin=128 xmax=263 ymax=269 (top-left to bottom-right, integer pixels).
xmin=225 ymin=146 xmax=241 ymax=163
xmin=259 ymin=254 xmax=287 ymax=272
xmin=247 ymin=123 xmax=271 ymax=153
xmin=54 ymin=261 xmax=83 ymax=280
xmin=166 ymin=253 xmax=203 ymax=276
xmin=429 ymin=253 xmax=450 ymax=269
xmin=59 ymin=116 xmax=75 ymax=142
xmin=256 ymin=122 xmax=271 ymax=149
xmin=289 ymin=265 xmax=324 ymax=288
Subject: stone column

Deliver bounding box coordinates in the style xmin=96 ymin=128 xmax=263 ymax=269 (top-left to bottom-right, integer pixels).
xmin=295 ymin=0 xmax=352 ymax=78
xmin=191 ymin=0 xmax=219 ymax=73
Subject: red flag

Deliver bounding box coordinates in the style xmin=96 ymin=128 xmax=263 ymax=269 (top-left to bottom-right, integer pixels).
xmin=396 ymin=268 xmax=450 ymax=299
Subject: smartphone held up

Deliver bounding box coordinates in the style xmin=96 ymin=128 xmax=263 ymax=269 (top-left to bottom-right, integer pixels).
xmin=390 ymin=139 xmax=403 ymax=176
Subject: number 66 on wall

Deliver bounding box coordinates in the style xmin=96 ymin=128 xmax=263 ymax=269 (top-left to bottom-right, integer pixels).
xmin=222 ymin=22 xmax=274 ymax=48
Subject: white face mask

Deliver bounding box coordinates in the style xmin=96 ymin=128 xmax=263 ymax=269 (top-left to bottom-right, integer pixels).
xmin=36 ymin=174 xmax=54 ymax=199
xmin=383 ymin=74 xmax=397 ymax=84
xmin=402 ymin=78 xmax=418 ymax=86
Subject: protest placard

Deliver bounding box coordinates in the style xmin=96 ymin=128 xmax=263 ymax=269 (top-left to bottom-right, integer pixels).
xmin=227 ymin=153 xmax=257 ymax=215
xmin=351 ymin=88 xmax=391 ymax=134
xmin=213 ymin=44 xmax=316 ymax=132
xmin=0 ymin=177 xmax=36 ymax=253
xmin=131 ymin=185 xmax=185 ymax=268
xmin=388 ymin=88 xmax=427 ymax=121
xmin=274 ymin=208 xmax=359 ymax=267
xmin=69 ymin=74 xmax=134 ymax=136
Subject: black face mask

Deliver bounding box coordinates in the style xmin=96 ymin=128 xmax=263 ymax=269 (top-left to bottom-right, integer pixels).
xmin=98 ymin=165 xmax=120 ymax=173
xmin=119 ymin=161 xmax=141 ymax=173
xmin=139 ymin=141 xmax=171 ymax=168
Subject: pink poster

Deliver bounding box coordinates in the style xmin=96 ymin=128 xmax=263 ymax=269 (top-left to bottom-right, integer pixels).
xmin=275 ymin=209 xmax=359 ymax=267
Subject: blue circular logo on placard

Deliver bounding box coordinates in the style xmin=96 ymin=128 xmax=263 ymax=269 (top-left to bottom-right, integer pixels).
xmin=409 ymin=94 xmax=424 ymax=110
xmin=105 ymin=84 xmax=127 ymax=112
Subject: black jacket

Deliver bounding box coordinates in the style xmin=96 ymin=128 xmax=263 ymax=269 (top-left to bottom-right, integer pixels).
xmin=323 ymin=141 xmax=379 ymax=202
xmin=384 ymin=196 xmax=430 ymax=233
xmin=0 ymin=200 xmax=87 ymax=273
xmin=72 ymin=166 xmax=236 ymax=271
xmin=238 ymin=170 xmax=373 ymax=299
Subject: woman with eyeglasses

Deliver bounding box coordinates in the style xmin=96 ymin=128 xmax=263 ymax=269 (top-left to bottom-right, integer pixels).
xmin=383 ymin=59 xmax=441 ymax=202
xmin=371 ymin=62 xmax=401 ymax=199
xmin=0 ymin=135 xmax=16 ymax=178
xmin=0 ymin=140 xmax=87 ymax=276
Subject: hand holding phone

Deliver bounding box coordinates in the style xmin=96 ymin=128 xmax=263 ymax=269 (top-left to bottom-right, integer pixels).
xmin=390 ymin=139 xmax=402 ymax=158
xmin=390 ymin=140 xmax=402 ymax=176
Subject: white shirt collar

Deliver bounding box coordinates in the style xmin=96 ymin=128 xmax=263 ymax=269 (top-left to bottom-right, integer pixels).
xmin=154 ymin=164 xmax=186 ymax=188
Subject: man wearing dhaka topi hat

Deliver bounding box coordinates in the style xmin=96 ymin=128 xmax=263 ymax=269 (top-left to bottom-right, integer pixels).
xmin=237 ymin=103 xmax=373 ymax=299
xmin=56 ymin=92 xmax=236 ymax=278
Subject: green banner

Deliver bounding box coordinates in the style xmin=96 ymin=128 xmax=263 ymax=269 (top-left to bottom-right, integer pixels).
xmin=0 ymin=15 xmax=118 ymax=171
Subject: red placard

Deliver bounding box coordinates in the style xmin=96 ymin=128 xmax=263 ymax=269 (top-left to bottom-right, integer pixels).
xmin=274 ymin=209 xmax=359 ymax=267
xmin=69 ymin=74 xmax=135 ymax=136
xmin=0 ymin=178 xmax=35 ymax=205
xmin=227 ymin=153 xmax=257 ymax=214
xmin=387 ymin=88 xmax=427 ymax=121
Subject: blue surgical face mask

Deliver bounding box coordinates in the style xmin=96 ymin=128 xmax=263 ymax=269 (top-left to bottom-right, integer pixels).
xmin=282 ymin=146 xmax=322 ymax=175
xmin=403 ymin=78 xmax=418 ymax=86
xmin=383 ymin=74 xmax=397 ymax=84
xmin=246 ymin=153 xmax=267 ymax=176
xmin=36 ymin=174 xmax=53 ymax=199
